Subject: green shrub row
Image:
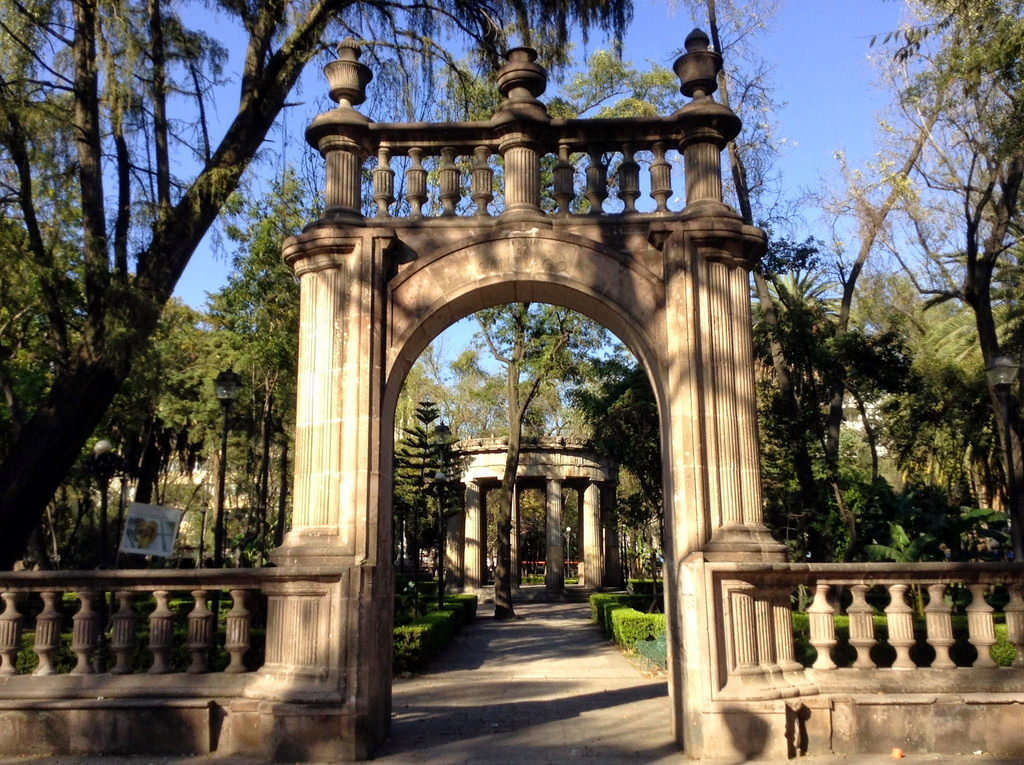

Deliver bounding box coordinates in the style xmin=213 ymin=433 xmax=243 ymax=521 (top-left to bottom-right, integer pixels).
xmin=392 ymin=594 xmax=478 ymax=674
xmin=610 ymin=607 xmax=666 ymax=650
xmin=589 ymin=593 xmax=653 ymax=637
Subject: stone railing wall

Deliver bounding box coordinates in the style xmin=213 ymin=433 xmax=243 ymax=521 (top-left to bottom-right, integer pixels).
xmin=0 ymin=568 xmax=321 ymax=685
xmin=307 ymin=37 xmax=737 ymax=225
xmin=355 ymin=135 xmax=684 ymax=220
xmin=710 ymin=562 xmax=1024 ymax=700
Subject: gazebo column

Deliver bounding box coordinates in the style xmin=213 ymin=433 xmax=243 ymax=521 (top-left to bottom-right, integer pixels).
xmin=544 ymin=478 xmax=564 ymax=591
xmin=445 ymin=503 xmax=465 ymax=590
xmin=600 ymin=484 xmax=621 ymax=588
xmin=463 ymin=481 xmax=484 ymax=590
xmin=581 ymin=481 xmax=602 ymax=588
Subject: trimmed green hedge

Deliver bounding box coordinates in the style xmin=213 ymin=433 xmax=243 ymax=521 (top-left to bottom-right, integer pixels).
xmin=445 ymin=593 xmax=478 ymax=622
xmin=589 ymin=593 xmax=654 ymax=637
xmin=392 ymin=595 xmax=478 ymax=674
xmin=610 ymin=607 xmax=666 ymax=650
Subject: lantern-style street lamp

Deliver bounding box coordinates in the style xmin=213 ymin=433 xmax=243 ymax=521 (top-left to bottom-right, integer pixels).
xmin=213 ymin=368 xmax=243 ymax=569
xmin=987 ymin=356 xmax=1022 ymax=562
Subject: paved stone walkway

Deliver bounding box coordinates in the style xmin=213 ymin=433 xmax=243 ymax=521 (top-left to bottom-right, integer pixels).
xmin=374 ymin=599 xmax=678 ymax=764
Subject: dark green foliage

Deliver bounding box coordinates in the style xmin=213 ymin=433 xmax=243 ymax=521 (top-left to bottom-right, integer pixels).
xmin=392 ymin=607 xmax=462 ymax=674
xmin=627 ymin=578 xmax=663 ymax=597
xmin=610 ymin=607 xmax=665 ymax=650
xmin=445 ymin=593 xmax=478 ymax=622
xmin=589 ymin=593 xmax=651 ymax=636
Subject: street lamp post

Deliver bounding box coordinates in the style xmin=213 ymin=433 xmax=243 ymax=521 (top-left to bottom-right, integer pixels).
xmin=434 ymin=422 xmax=450 ymax=611
xmin=987 ymin=356 xmax=1022 ymax=562
xmin=89 ymin=439 xmax=122 ymax=568
xmin=213 ymin=368 xmax=243 ymax=569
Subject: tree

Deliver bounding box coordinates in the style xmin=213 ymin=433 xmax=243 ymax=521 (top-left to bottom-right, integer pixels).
xmin=877 ymin=0 xmax=1024 ymax=557
xmin=0 ymin=0 xmax=634 ymax=569
xmin=571 ymin=354 xmax=662 ymax=576
xmin=475 ymin=304 xmax=605 ymax=618
xmin=207 ymin=171 xmax=307 ymax=563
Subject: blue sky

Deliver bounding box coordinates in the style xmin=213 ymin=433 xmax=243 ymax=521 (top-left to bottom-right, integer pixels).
xmin=172 ymin=0 xmax=904 ymax=309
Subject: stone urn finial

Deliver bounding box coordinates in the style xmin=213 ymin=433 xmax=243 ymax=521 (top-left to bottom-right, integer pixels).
xmin=496 ymin=47 xmax=548 ymax=115
xmin=674 ymin=28 xmax=722 ymax=100
xmin=324 ymin=37 xmax=373 ymax=108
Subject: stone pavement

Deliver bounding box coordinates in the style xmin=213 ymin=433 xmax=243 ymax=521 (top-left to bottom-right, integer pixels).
xmin=1 ymin=597 xmax=1020 ymax=764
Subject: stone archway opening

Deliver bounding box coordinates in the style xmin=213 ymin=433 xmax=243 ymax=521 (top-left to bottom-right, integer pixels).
xmin=388 ymin=303 xmax=659 ymax=604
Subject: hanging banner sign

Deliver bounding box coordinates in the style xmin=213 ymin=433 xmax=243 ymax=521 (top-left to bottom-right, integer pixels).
xmin=119 ymin=503 xmax=183 ymax=557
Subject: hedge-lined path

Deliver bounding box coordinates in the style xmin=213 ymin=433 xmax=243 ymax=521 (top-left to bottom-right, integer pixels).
xmin=374 ymin=597 xmax=680 ymax=764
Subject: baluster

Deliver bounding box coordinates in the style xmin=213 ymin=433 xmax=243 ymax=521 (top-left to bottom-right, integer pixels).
xmin=1004 ymin=584 xmax=1024 ymax=668
xmin=407 ymin=148 xmax=427 ymax=217
xmin=846 ymin=584 xmax=876 ymax=669
xmin=372 ymin=147 xmax=394 ymax=217
xmin=33 ymin=591 xmax=62 ymax=676
xmin=71 ymin=591 xmax=100 ymax=675
xmin=148 ymin=590 xmax=174 ymax=674
xmin=501 ymin=138 xmax=541 ymax=215
xmin=438 ymin=146 xmax=459 ymax=216
xmin=109 ymin=590 xmax=137 ymax=675
xmin=224 ymin=589 xmax=251 ymax=673
xmin=618 ymin=144 xmax=640 ymax=213
xmin=0 ymin=592 xmax=23 ymax=675
xmin=966 ymin=583 xmax=997 ymax=668
xmin=924 ymin=583 xmax=955 ymax=669
xmin=772 ymin=587 xmax=802 ymax=675
xmin=187 ymin=590 xmax=214 ymax=674
xmin=807 ymin=583 xmax=836 ymax=670
xmin=584 ymin=149 xmax=606 ymax=215
xmin=885 ymin=583 xmax=915 ymax=670
xmin=650 ymin=141 xmax=671 ymax=211
xmin=552 ymin=143 xmax=574 ymax=214
xmin=729 ymin=585 xmax=758 ymax=674
xmin=471 ymin=146 xmax=494 ymax=216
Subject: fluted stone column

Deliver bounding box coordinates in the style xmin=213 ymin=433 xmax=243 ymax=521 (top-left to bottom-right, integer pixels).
xmin=464 ymin=481 xmax=484 ymax=590
xmin=545 ymin=478 xmax=564 ymax=591
xmin=582 ymin=482 xmax=601 ymax=589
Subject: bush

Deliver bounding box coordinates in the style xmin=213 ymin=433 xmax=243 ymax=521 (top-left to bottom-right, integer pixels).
xmin=445 ymin=594 xmax=478 ymax=622
xmin=610 ymin=608 xmax=666 ymax=650
xmin=589 ymin=593 xmax=652 ymax=637
xmin=392 ymin=607 xmax=462 ymax=674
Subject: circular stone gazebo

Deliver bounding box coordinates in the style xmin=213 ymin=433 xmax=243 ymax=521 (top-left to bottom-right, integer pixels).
xmin=444 ymin=437 xmax=620 ymax=593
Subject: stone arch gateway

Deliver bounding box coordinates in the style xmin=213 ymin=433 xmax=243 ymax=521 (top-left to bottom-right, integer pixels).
xmin=263 ymin=32 xmax=788 ymax=760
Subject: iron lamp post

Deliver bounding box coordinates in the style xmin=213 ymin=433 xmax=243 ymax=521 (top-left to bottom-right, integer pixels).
xmin=987 ymin=356 xmax=1022 ymax=562
xmin=89 ymin=439 xmax=123 ymax=568
xmin=213 ymin=368 xmax=243 ymax=569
